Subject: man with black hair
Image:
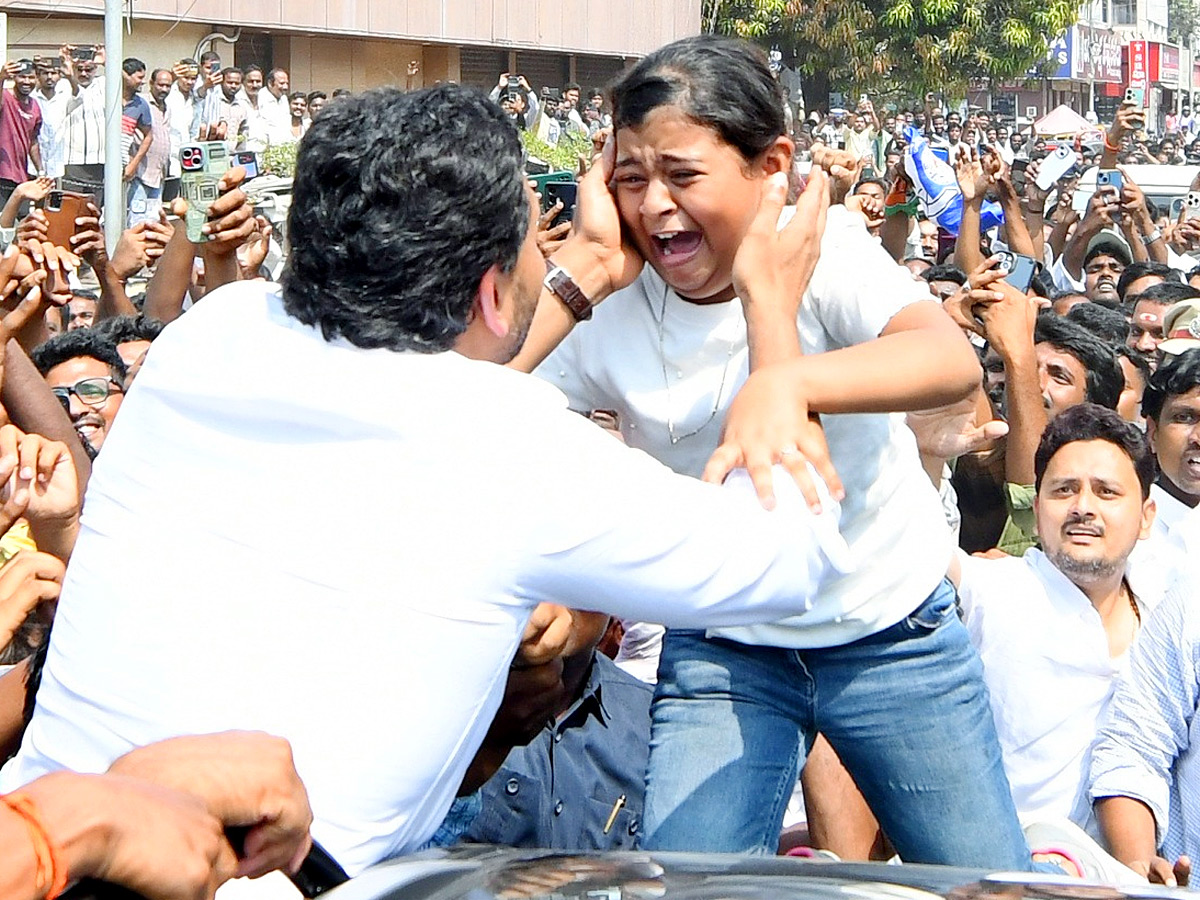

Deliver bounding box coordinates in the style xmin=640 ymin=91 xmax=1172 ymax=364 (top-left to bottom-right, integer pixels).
xmin=1139 ymin=349 xmax=1200 ymax=555
xmin=1081 ymin=242 xmax=1130 ymax=307
xmin=1129 ymin=282 xmax=1200 ymax=359
xmin=30 ymin=329 xmax=125 ymax=459
xmin=0 ymin=59 xmax=43 ymax=208
xmin=560 ymin=81 xmax=586 ymax=134
xmin=262 ymin=68 xmax=292 ymax=145
xmin=1115 ymin=346 xmax=1153 ymax=427
xmin=1 ymin=84 xmax=853 ymax=879
xmin=1054 ymin=187 xmax=1130 ymax=306
xmin=1036 ymin=314 xmax=1124 ymax=416
xmin=213 ymin=66 xmax=247 ymax=150
xmin=1051 ymin=290 xmax=1089 ymax=316
xmin=92 ymin=313 xmax=164 ymax=384
xmin=60 ymin=43 xmax=107 ymax=199
xmin=1067 ymin=302 xmax=1130 ymax=347
xmin=951 ymin=404 xmax=1157 ymax=851
xmin=921 ymin=263 xmax=966 ymax=301
xmin=64 ymin=289 xmax=97 ymax=331
xmin=1117 ymin=261 xmax=1177 ymax=306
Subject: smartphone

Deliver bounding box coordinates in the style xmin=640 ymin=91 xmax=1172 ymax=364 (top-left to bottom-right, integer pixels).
xmin=530 ymin=170 xmax=573 ymax=199
xmin=232 ymin=150 xmax=259 ymax=181
xmin=1125 ymin=86 xmax=1146 ymax=108
xmin=544 ymin=182 xmax=577 ymax=230
xmin=43 ymin=190 xmax=93 ymax=248
xmin=179 ymin=142 xmax=229 ymax=243
xmin=1035 ymin=146 xmax=1074 ymax=191
xmin=1186 ymin=191 xmax=1200 ymax=221
xmin=1096 ymin=169 xmax=1123 ymax=193
xmin=70 ymin=46 xmax=96 ymax=62
xmin=861 ymin=166 xmax=876 ymax=180
xmin=1002 ymin=253 xmax=1038 ymax=293
xmin=1009 ymin=158 xmax=1029 ymax=188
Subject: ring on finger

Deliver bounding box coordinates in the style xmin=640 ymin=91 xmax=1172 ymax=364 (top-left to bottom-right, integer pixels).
xmin=779 ymin=447 xmax=800 ymax=457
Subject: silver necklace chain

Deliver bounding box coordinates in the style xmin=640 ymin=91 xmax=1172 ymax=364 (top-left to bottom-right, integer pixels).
xmin=656 ymin=282 xmax=737 ymax=445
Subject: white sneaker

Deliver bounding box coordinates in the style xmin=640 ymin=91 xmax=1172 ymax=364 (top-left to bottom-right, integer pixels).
xmin=1024 ymin=817 xmax=1147 ymax=886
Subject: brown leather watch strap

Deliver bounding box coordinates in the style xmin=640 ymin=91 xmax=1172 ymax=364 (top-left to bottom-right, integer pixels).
xmin=543 ymin=260 xmax=593 ymax=322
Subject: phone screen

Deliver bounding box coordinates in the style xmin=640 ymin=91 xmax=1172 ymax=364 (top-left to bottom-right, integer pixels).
xmin=545 ymin=182 xmax=578 ymax=229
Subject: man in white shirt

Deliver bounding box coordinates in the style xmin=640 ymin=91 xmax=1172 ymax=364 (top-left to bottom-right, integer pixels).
xmin=1 ymin=84 xmax=851 ymax=885
xmin=1136 ymin=349 xmax=1200 ymax=568
xmin=260 ymin=68 xmax=292 ymax=146
xmin=31 ymin=57 xmax=69 ymax=180
xmin=237 ymin=65 xmax=270 ymax=152
xmin=59 ymin=45 xmax=106 ymax=199
xmin=163 ymin=58 xmax=198 ymax=202
xmin=953 ymin=403 xmax=1159 ymax=830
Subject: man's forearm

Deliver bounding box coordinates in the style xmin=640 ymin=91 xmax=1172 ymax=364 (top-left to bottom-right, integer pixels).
xmin=128 ymin=133 xmax=152 ymax=172
xmin=1096 ymin=796 xmax=1160 ymax=867
xmin=954 ymin=200 xmax=984 ymax=274
xmin=2 ymin=340 xmax=91 ymax=489
xmin=1062 ymin=218 xmax=1105 ymax=280
xmin=95 ymin=258 xmax=138 ymax=321
xmin=996 ymin=186 xmax=1036 ymax=258
xmin=141 ymin=225 xmax=195 ymax=323
xmin=880 ymin=210 xmax=910 ymax=262
xmin=998 ymin=345 xmax=1044 ymax=486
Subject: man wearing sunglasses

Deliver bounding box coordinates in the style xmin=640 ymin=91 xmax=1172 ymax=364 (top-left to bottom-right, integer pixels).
xmin=31 ymin=329 xmax=125 ymax=459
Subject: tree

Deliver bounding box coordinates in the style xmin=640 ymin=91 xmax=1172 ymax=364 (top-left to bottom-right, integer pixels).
xmin=709 ymin=0 xmax=1084 ymax=111
xmin=1169 ymin=0 xmax=1200 ymax=47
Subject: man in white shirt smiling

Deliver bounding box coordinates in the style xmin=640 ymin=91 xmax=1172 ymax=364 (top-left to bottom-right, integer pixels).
xmin=953 ymin=404 xmax=1158 ymax=835
xmin=0 ymin=84 xmax=850 ymax=884
xmin=1140 ymin=349 xmax=1200 ymax=558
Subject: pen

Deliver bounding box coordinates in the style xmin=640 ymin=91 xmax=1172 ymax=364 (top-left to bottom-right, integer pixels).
xmin=603 ymin=794 xmax=627 ymax=834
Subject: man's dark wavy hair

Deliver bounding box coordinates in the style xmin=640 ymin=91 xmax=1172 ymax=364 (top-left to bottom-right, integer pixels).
xmin=280 ymin=84 xmax=528 ymax=353
xmin=31 ymin=329 xmax=126 ymax=384
xmin=1142 ymin=348 xmax=1200 ymax=422
xmin=1035 ymin=314 xmax=1123 ymax=411
xmin=1034 ymin=403 xmax=1155 ymax=500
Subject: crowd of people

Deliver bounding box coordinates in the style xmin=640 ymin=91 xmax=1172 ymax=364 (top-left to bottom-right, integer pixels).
xmin=0 ymin=28 xmax=1198 ymax=900
xmin=0 ymin=44 xmax=362 ymax=229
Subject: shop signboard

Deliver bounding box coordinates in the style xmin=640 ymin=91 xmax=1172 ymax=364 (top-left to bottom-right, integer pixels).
xmin=1074 ymin=24 xmax=1122 ymax=83
xmin=1129 ymin=40 xmax=1149 ymax=90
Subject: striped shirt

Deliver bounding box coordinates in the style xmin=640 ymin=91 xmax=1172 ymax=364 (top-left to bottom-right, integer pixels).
xmin=64 ymin=80 xmax=106 ymax=166
xmin=1089 ymin=579 xmax=1200 ymax=861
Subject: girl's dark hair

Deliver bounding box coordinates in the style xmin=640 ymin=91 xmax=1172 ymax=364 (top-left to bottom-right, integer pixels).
xmin=610 ymin=34 xmax=786 ymax=162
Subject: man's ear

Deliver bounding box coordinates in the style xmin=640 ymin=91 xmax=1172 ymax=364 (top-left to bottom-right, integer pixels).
xmin=475 ymin=264 xmax=510 ymax=339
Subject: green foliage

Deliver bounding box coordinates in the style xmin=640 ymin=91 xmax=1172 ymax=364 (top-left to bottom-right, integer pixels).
xmin=709 ymin=0 xmax=1085 ymax=104
xmin=519 ymin=130 xmax=593 ymax=172
xmin=261 ymin=141 xmax=299 ymax=178
xmin=1169 ymin=0 xmax=1200 ymax=46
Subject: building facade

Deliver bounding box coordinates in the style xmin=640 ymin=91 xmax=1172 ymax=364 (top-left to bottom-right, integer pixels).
xmin=1 ymin=0 xmax=700 ymax=96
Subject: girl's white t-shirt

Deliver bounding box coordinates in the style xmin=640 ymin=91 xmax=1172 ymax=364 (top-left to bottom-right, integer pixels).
xmin=535 ymin=205 xmax=952 ymax=648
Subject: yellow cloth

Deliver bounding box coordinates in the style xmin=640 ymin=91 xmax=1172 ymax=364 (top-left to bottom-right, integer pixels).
xmin=0 ymin=520 xmax=37 ymax=565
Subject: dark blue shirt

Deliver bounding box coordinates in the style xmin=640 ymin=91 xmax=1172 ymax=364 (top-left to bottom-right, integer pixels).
xmin=462 ymin=654 xmax=652 ymax=850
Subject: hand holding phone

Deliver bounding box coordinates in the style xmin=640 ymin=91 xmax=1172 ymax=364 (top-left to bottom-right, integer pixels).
xmin=1185 ymin=191 xmax=1200 ymax=221
xmin=179 ymin=142 xmax=230 ymax=242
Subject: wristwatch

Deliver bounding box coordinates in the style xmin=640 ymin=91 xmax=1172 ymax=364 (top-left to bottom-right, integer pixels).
xmin=543 ymin=261 xmax=592 ymax=322
xmin=1143 ymin=229 xmax=1163 ymax=246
